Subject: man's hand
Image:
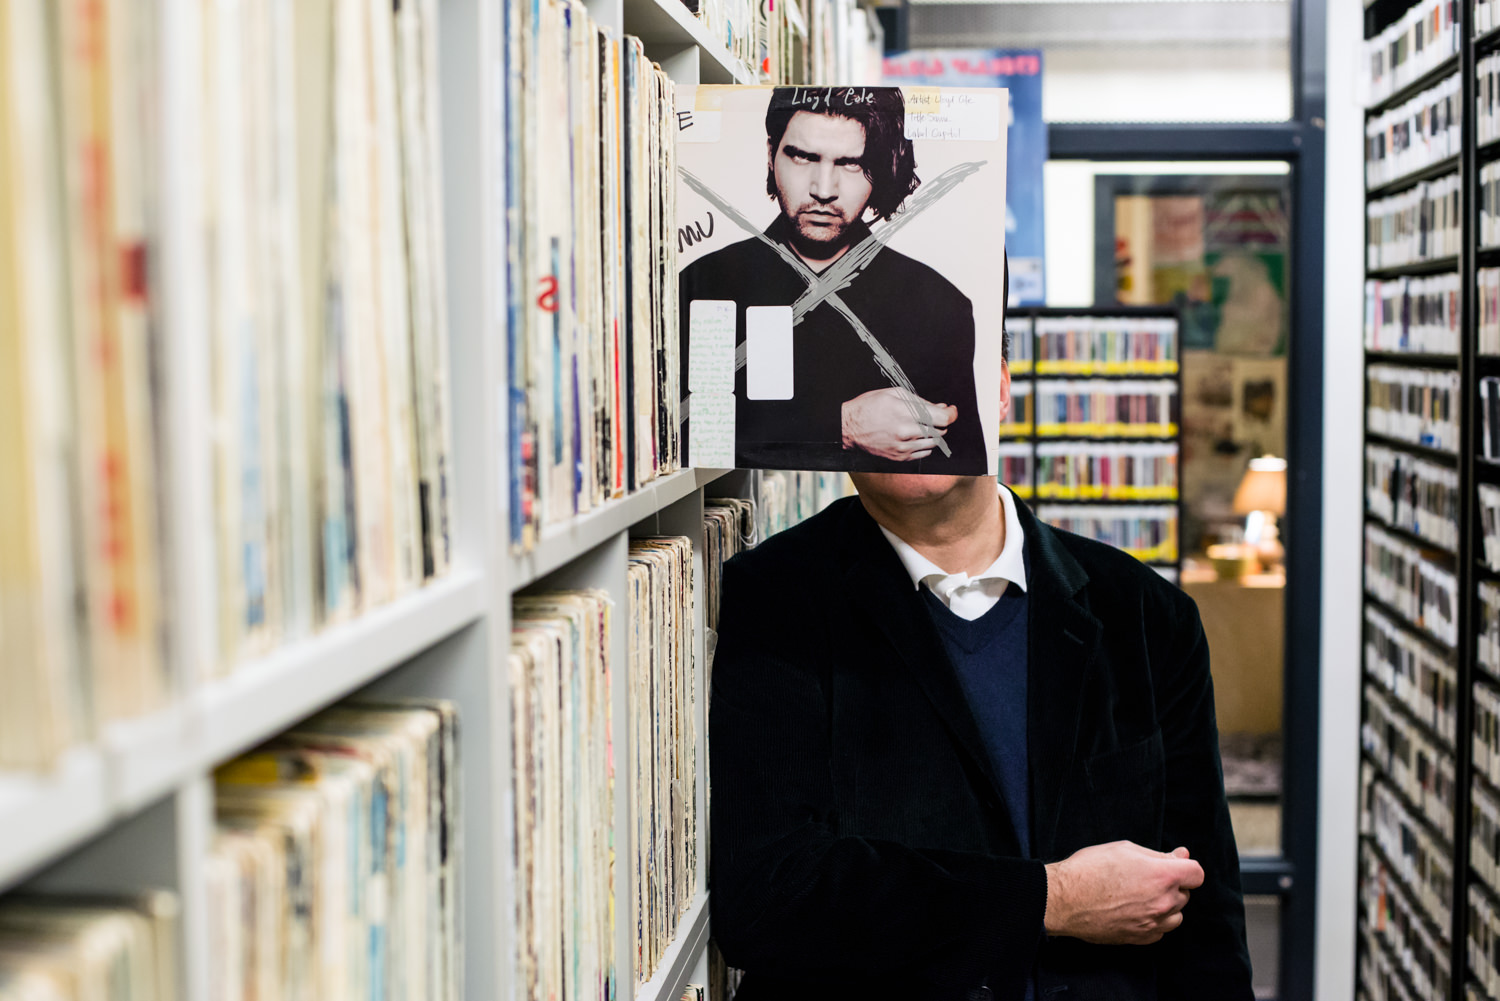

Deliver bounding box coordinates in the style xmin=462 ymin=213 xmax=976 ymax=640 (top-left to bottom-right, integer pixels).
xmin=1043 ymin=842 xmax=1204 ymax=945
xmin=841 ymin=388 xmax=956 ymax=461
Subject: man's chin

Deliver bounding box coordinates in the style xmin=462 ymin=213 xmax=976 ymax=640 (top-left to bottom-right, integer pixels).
xmin=789 ymin=226 xmax=850 ymax=259
xmin=850 ymin=472 xmax=979 ymax=506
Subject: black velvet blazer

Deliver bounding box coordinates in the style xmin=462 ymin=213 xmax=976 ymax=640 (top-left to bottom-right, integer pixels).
xmin=708 ymin=493 xmax=1253 ymax=1001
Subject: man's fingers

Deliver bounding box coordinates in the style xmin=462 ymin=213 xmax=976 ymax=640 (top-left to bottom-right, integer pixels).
xmin=900 ymin=437 xmax=941 ymax=454
xmin=908 ymin=449 xmax=933 ymax=460
xmin=1170 ymin=846 xmax=1191 ymax=859
xmin=1171 ymin=859 xmax=1205 ymax=890
xmin=925 ymin=402 xmax=958 ymax=427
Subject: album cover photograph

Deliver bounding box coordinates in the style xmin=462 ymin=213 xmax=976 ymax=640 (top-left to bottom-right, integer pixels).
xmin=676 ymin=85 xmax=1009 ymax=475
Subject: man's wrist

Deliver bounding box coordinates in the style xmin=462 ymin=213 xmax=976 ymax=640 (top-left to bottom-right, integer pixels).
xmin=1042 ymin=860 xmax=1067 ymax=936
xmin=841 ymin=399 xmax=854 ymax=449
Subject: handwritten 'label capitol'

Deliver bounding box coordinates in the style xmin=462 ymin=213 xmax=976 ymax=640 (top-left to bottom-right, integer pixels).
xmin=904 ymin=91 xmax=1003 ymax=143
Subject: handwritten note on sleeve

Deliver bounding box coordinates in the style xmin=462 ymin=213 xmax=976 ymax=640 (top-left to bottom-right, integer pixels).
xmin=689 ymin=300 xmax=736 ymax=394
xmin=689 ymin=391 xmax=735 ymax=469
xmin=905 ymin=91 xmax=1003 ymax=142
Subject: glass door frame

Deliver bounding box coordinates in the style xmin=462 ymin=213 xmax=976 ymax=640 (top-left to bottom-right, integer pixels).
xmin=1040 ymin=0 xmax=1327 ymax=997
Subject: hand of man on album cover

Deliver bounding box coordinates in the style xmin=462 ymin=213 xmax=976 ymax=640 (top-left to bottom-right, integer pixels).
xmin=1043 ymin=842 xmax=1205 ymax=946
xmin=840 ymin=387 xmax=956 ymax=461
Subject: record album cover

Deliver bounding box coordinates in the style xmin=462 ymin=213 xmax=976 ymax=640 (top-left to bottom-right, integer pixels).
xmin=676 ymin=85 xmax=1009 ymax=476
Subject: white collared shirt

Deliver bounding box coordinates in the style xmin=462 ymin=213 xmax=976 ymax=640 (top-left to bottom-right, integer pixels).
xmin=877 ymin=487 xmax=1028 ymax=621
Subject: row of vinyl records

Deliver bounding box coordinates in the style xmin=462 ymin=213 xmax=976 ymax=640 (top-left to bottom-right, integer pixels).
xmin=509 ymin=489 xmax=785 ymax=999
xmin=1364 ymin=72 xmax=1460 ymax=189
xmin=1365 ymin=173 xmax=1462 ymax=271
xmin=1480 ymin=484 xmax=1500 ymax=570
xmin=1475 ymin=778 xmax=1500 ymax=896
xmin=1474 ymin=680 xmax=1500 ymax=806
xmin=0 ymin=0 xmax=454 ymax=770
xmin=1481 ymin=378 xmax=1500 ymax=459
xmin=999 ymin=384 xmax=1036 ymax=437
xmin=0 ymin=699 xmax=458 ymax=1001
xmin=997 ymin=447 xmax=1034 ymax=498
xmin=1362 ymin=683 xmax=1456 ymax=841
xmin=503 ymin=0 xmax=681 ymax=549
xmin=1480 ymin=54 xmax=1500 ymax=147
xmin=1481 ymin=163 xmax=1500 ymax=249
xmin=1360 ymin=839 xmax=1452 ymax=1001
xmin=1033 ymin=505 xmax=1178 ymax=564
xmin=1479 ymin=581 xmax=1500 ymax=675
xmin=1032 ymin=442 xmax=1179 ymax=501
xmin=1365 ymin=603 xmax=1459 ymax=744
xmin=1366 ymin=365 xmax=1460 ymax=453
xmin=1358 ymin=924 xmax=1429 ymax=1001
xmin=1364 ymin=273 xmax=1460 ymax=355
xmin=1481 ymin=269 xmax=1500 ymax=354
xmin=1029 ymin=382 xmax=1179 ymax=439
xmin=692 ymin=0 xmax=869 ymax=88
xmin=1368 ymin=268 xmax=1500 ymax=356
xmin=752 ymin=471 xmax=854 ymax=542
xmin=1470 ymin=881 xmax=1500 ymax=1001
xmin=1365 ymin=443 xmax=1459 ymax=551
xmin=510 ymin=540 xmax=698 ymax=1000
xmin=1481 ymin=0 xmax=1500 ymax=38
xmin=1025 ymin=317 xmax=1179 ymax=375
xmin=1364 ymin=522 xmax=1459 ymax=647
xmin=1361 ymin=762 xmax=1453 ymax=939
xmin=1360 ymin=0 xmax=1459 ymax=107
xmin=1357 ymin=928 xmax=1428 ymax=1001
xmin=499 ymin=0 xmax=870 ymax=551
xmin=996 ymin=385 xmax=1179 ymax=441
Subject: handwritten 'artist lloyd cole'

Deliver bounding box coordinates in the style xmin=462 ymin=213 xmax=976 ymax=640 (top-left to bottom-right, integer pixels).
xmin=674 ymin=85 xmax=1009 ymax=476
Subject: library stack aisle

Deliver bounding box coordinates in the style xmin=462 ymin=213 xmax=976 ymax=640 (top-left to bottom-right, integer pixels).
xmin=0 ymin=1 xmax=878 ymax=1000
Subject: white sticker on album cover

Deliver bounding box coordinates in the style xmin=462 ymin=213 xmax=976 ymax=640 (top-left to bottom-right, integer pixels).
xmin=746 ymin=306 xmax=795 ymax=400
xmin=905 ymin=91 xmax=1002 ymax=142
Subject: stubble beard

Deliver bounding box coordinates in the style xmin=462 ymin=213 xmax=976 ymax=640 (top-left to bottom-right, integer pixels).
xmin=782 ymin=204 xmax=859 ymax=265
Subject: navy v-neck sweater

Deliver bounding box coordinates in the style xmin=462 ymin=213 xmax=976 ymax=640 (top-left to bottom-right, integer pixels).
xmin=920 ymin=570 xmax=1033 ymax=1001
xmin=919 ymin=582 xmax=1031 ymax=857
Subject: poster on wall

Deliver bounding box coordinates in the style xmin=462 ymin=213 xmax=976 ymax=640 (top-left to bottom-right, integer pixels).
xmin=881 ymin=48 xmax=1046 ymax=305
xmin=1103 ymin=176 xmax=1290 ymax=551
xmin=675 ymin=85 xmax=1008 ymax=475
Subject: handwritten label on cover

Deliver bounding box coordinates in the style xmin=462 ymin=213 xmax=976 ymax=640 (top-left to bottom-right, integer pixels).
xmin=689 ymin=300 xmax=736 ymax=393
xmin=905 ymin=91 xmax=1003 ymax=142
xmin=690 ymin=392 xmax=736 ymax=468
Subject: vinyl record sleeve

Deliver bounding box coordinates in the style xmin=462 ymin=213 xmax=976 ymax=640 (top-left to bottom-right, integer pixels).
xmin=676 ymin=85 xmax=1008 ymax=476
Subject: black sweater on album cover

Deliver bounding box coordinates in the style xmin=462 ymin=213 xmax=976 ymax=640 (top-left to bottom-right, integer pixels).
xmin=678 ymin=215 xmax=989 ymax=474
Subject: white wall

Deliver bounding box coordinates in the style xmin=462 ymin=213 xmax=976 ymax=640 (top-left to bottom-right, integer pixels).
xmin=1043 ymin=46 xmax=1292 ymax=123
xmin=1316 ymin=0 xmax=1363 ymax=996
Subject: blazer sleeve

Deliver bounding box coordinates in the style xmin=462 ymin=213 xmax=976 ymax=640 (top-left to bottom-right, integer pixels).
xmin=709 ymin=555 xmax=1049 ymax=989
xmin=1151 ymin=589 xmax=1255 ymax=999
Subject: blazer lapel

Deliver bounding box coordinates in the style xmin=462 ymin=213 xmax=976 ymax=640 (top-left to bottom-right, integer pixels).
xmin=836 ymin=500 xmax=1015 ymax=840
xmin=1014 ymin=497 xmax=1102 ymax=859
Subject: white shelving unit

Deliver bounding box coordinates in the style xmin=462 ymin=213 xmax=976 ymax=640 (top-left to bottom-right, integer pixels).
xmin=0 ymin=1 xmax=762 ymax=1000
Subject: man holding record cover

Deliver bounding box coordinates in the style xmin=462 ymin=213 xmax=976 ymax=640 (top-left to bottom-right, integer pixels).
xmin=699 ymin=96 xmax=1252 ymax=1001
xmin=678 ymin=86 xmax=993 ymax=474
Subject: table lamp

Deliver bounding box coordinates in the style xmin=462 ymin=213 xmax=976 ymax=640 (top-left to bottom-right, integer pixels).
xmin=1233 ymin=455 xmax=1287 ymax=573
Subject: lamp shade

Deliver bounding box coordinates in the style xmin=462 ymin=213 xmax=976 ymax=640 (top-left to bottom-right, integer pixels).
xmin=1233 ymin=456 xmax=1287 ymax=516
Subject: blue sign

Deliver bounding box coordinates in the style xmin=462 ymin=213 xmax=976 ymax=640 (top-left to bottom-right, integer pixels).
xmin=883 ymin=49 xmax=1047 ymax=305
